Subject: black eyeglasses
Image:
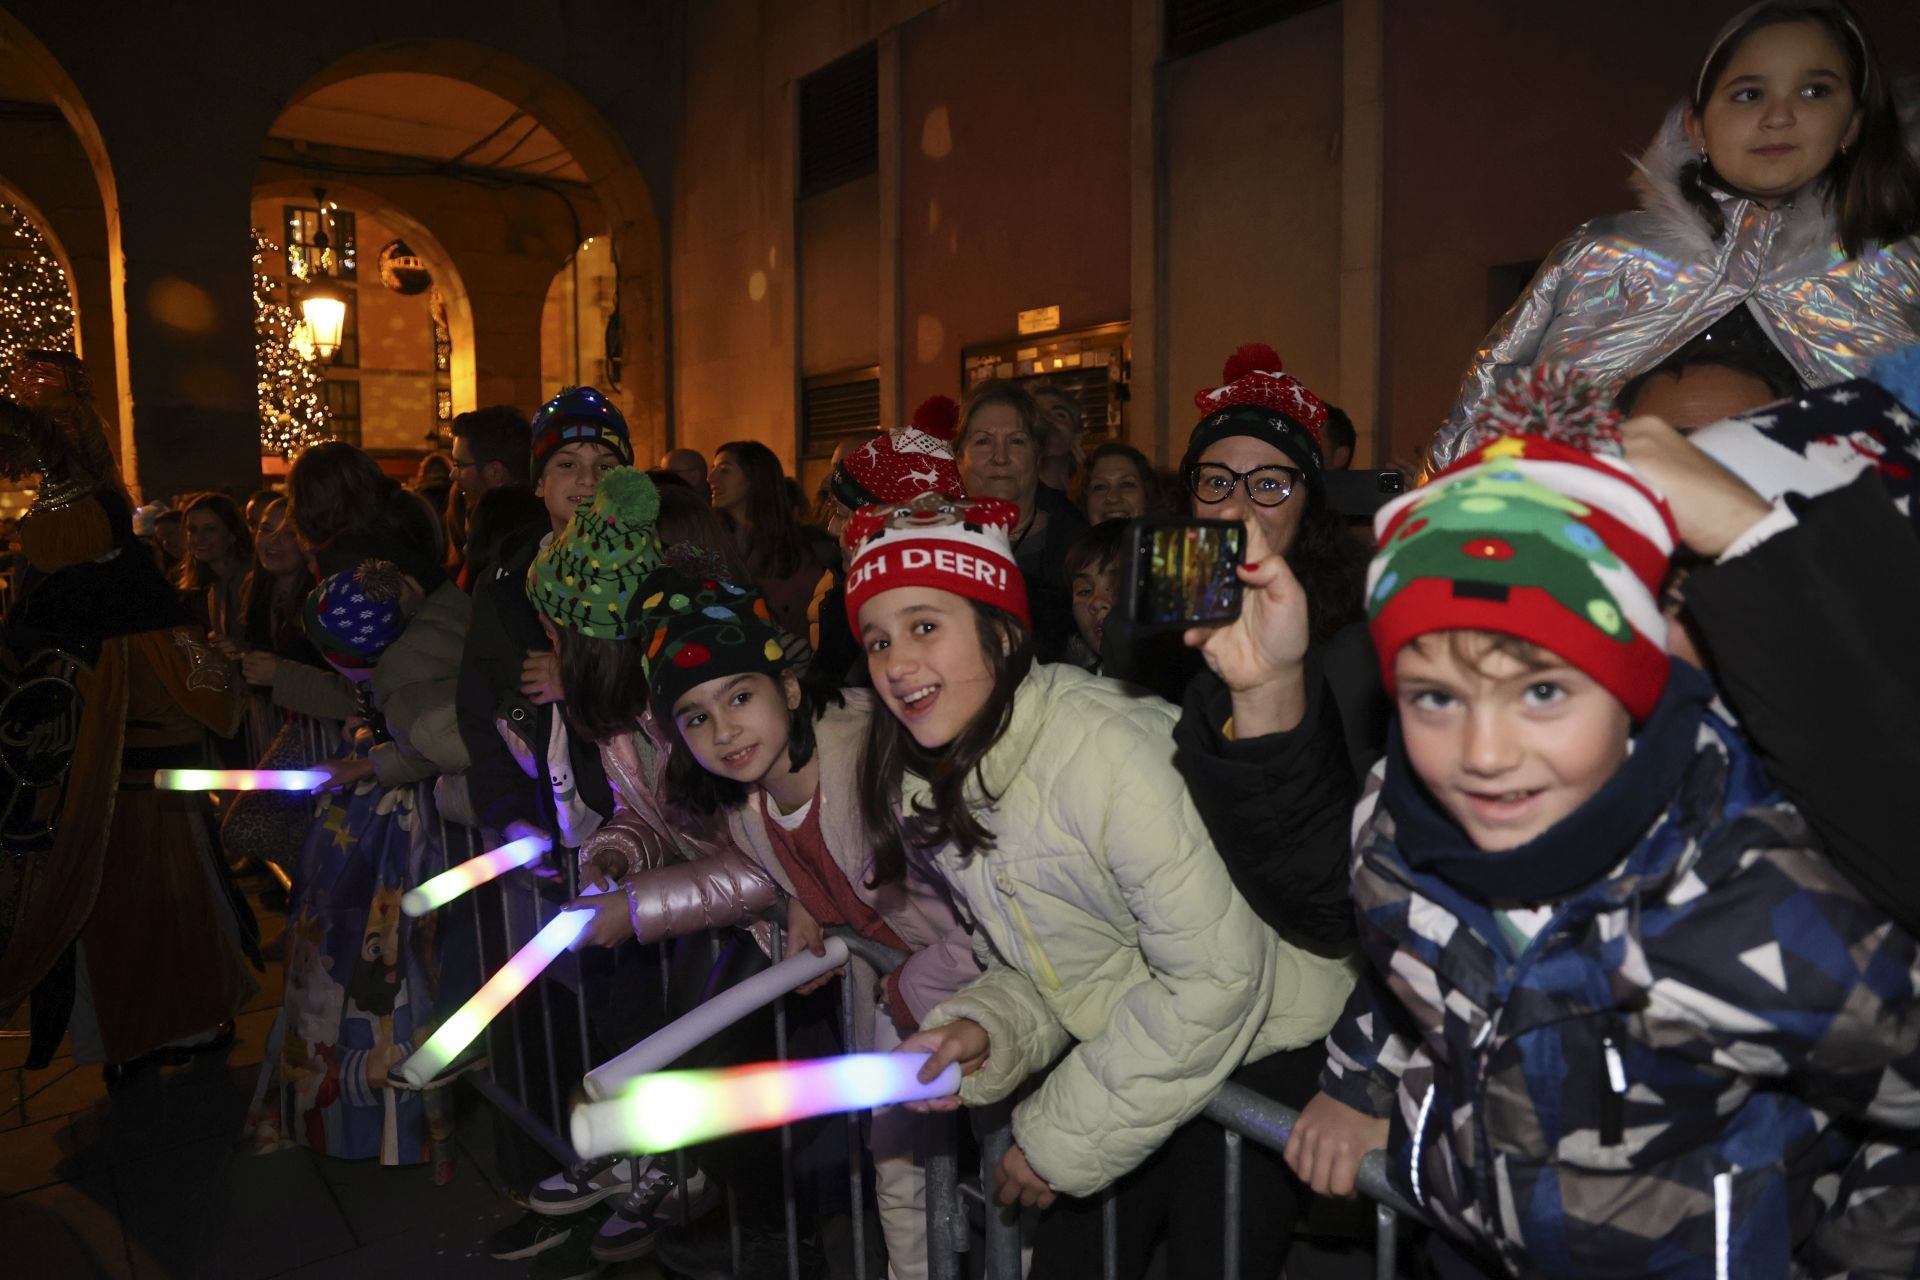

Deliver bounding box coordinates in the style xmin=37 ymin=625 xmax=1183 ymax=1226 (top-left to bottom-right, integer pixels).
xmin=1186 ymin=462 xmax=1302 ymax=508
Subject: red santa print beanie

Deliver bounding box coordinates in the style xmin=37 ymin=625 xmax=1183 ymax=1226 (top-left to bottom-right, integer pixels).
xmin=1181 ymin=343 xmax=1330 ymax=506
xmin=1367 ymin=367 xmax=1679 ymax=720
xmin=829 ymin=395 xmax=965 ymax=510
xmin=841 ymin=491 xmax=1029 ymax=632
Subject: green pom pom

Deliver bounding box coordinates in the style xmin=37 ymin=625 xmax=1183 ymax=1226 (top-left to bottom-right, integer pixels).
xmin=593 ymin=466 xmax=661 ymax=529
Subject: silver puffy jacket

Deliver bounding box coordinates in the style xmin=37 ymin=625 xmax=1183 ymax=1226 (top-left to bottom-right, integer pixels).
xmin=1431 ymin=99 xmax=1920 ymax=468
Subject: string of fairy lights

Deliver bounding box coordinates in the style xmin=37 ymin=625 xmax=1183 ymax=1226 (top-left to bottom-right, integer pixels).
xmin=252 ymin=227 xmax=333 ymax=456
xmin=0 ymin=200 xmax=77 ymax=373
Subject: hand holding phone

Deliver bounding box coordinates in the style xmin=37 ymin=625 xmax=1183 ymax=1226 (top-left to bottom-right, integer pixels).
xmin=1123 ymin=517 xmax=1248 ymax=630
xmin=1179 ymin=533 xmax=1314 ymax=737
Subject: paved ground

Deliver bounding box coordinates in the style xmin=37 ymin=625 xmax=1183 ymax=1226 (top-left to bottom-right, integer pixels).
xmin=0 ymin=880 xmax=658 ymax=1280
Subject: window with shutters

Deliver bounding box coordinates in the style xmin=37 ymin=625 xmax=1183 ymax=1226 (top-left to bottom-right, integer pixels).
xmin=801 ymin=367 xmax=882 ymax=461
xmin=1165 ymin=0 xmax=1335 ymax=59
xmin=799 ymin=45 xmax=879 ymax=198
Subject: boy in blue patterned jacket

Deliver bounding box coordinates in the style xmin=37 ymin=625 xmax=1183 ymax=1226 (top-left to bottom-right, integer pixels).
xmin=1284 ymin=386 xmax=1920 ymax=1278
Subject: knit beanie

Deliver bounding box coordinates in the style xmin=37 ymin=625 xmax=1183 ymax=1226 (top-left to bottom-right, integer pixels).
xmin=1688 ymin=344 xmax=1920 ymax=533
xmin=1368 ymin=368 xmax=1679 ymax=721
xmin=840 ymin=491 xmax=1029 ymax=631
xmin=632 ymin=565 xmax=788 ymax=715
xmin=1181 ymin=343 xmax=1329 ymax=506
xmin=527 ymin=466 xmax=663 ymax=639
xmin=530 ymin=385 xmax=633 ymax=476
xmin=829 ymin=395 xmax=964 ymax=510
xmin=303 ymin=559 xmax=409 ymax=670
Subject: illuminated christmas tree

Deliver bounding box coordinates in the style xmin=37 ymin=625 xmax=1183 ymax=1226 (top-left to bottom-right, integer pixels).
xmin=0 ymin=201 xmax=77 ymax=372
xmin=253 ymin=227 xmax=331 ymax=456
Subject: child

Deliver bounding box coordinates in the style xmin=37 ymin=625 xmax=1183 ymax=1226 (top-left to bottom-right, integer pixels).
xmin=256 ymin=558 xmax=469 ymax=1170
xmin=620 ymin=561 xmax=981 ymax=1280
xmin=1431 ymin=0 xmax=1920 ymax=467
xmin=1286 ymin=425 xmax=1920 ymax=1276
xmin=1062 ymin=518 xmax=1126 ymax=673
xmin=849 ymin=493 xmax=1356 ymax=1279
xmin=456 ymin=385 xmax=628 ymax=854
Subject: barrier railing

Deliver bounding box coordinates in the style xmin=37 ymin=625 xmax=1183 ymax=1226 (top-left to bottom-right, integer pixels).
xmin=389 ymin=812 xmax=1418 ymax=1279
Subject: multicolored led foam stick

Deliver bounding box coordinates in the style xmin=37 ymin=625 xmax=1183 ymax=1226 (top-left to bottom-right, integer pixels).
xmin=153 ymin=768 xmax=331 ymax=791
xmin=401 ymin=834 xmax=552 ymax=917
xmin=571 ymin=1054 xmax=963 ymax=1158
xmin=582 ymin=936 xmax=851 ymax=1101
xmin=393 ymin=907 xmax=593 ymax=1087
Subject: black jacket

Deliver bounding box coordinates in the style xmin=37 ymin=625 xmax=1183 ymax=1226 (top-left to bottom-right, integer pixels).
xmin=455 ymin=527 xmax=613 ymax=838
xmin=1682 ymin=471 xmax=1920 ymax=938
xmin=1170 ymin=632 xmax=1383 ymax=958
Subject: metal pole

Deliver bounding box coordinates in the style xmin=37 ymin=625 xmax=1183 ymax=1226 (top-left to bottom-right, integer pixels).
xmin=535 ymin=897 xmax=565 ymax=1134
xmin=1221 ymin=1129 xmax=1242 ymax=1280
xmin=840 ymin=958 xmax=867 ymax=1280
xmin=979 ymin=1105 xmax=1023 ymax=1279
xmin=1374 ymin=1203 xmax=1398 ymax=1280
xmin=924 ymin=1114 xmax=962 ymax=1280
xmin=772 ymin=923 xmax=800 ymax=1280
xmin=1100 ymin=1186 xmax=1119 ymax=1280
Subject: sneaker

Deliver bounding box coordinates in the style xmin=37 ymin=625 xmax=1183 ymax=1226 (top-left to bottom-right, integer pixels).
xmin=528 ymin=1154 xmax=640 ymax=1215
xmin=592 ymin=1164 xmax=723 ymax=1263
xmin=485 ymin=1209 xmax=586 ymax=1261
xmin=530 ymin=1208 xmax=609 ymax=1280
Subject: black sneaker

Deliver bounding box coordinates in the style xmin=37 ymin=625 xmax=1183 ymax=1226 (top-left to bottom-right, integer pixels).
xmin=655 ymin=1215 xmax=824 ymax=1280
xmin=527 ymin=1154 xmax=638 ymax=1216
xmin=486 ymin=1209 xmax=591 ymax=1261
xmin=531 ymin=1207 xmax=610 ymax=1280
xmin=592 ymin=1163 xmax=723 ymax=1263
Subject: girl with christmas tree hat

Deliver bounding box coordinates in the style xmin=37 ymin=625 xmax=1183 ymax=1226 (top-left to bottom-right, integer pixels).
xmin=531 ymin=467 xmax=977 ymax=1278
xmin=1288 ymin=371 xmax=1920 ymax=1277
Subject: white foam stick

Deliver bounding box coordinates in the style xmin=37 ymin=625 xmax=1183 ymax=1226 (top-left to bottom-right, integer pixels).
xmin=582 ymin=935 xmax=851 ymax=1101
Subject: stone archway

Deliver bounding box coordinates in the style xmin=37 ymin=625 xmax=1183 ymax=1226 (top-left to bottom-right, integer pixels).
xmin=249 ymin=178 xmax=480 ymax=438
xmin=272 ymin=41 xmax=668 ymax=461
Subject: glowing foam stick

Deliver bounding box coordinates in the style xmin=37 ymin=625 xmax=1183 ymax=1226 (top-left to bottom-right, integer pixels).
xmin=401 ymin=835 xmax=551 ymax=917
xmin=571 ymin=1054 xmax=962 ymax=1158
xmin=583 ymin=936 xmax=850 ymax=1101
xmin=154 ymin=768 xmax=331 ymax=791
xmin=393 ymin=908 xmax=592 ymax=1087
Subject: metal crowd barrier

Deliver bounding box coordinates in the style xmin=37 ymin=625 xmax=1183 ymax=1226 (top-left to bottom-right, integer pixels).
xmin=415 ymin=809 xmax=1417 ymax=1280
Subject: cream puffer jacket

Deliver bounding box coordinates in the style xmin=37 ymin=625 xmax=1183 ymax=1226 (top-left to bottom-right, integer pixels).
xmin=913 ymin=663 xmax=1358 ymax=1197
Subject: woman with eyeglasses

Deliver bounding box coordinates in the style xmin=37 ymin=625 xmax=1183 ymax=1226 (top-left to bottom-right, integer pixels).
xmin=1040 ymin=343 xmax=1377 ymax=1279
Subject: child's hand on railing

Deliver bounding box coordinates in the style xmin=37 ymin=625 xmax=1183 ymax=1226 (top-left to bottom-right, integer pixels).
xmin=564 ymin=886 xmax=637 ymax=950
xmin=787 ymin=899 xmax=837 ymax=995
xmin=1285 ymin=1090 xmax=1390 ymax=1198
xmin=896 ymin=1018 xmax=989 ymax=1112
xmin=994 ymin=1142 xmax=1056 ymax=1209
xmin=309 ymin=756 xmax=375 ymax=793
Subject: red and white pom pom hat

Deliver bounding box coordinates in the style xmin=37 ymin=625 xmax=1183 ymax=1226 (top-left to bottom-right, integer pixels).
xmin=841 ymin=491 xmax=1030 ymax=630
xmin=829 ymin=395 xmax=965 ymax=509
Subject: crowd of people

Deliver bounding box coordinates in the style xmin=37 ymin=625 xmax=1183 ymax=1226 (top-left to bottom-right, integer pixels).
xmin=4 ymin=1 xmax=1920 ymax=1278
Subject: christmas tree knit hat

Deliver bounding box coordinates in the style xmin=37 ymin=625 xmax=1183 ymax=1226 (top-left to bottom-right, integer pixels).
xmin=527 ymin=466 xmax=663 ymax=639
xmin=1368 ymin=367 xmax=1679 ymax=721
xmin=632 ymin=565 xmax=788 ymax=715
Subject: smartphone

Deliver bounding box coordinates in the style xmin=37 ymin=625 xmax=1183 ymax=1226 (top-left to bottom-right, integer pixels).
xmin=1323 ymin=468 xmax=1407 ymax=519
xmin=1122 ymin=517 xmax=1247 ymax=629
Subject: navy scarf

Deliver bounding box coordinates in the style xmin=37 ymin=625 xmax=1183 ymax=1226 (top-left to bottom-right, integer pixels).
xmin=1381 ymin=660 xmax=1712 ymax=904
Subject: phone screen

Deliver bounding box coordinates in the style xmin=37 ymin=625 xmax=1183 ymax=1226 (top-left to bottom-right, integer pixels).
xmin=1128 ymin=519 xmax=1246 ymax=628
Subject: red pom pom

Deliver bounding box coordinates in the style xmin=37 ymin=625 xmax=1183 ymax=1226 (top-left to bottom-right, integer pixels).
xmin=1466 ymin=366 xmax=1623 ymax=458
xmin=911 ymin=395 xmax=960 ymax=441
xmin=1221 ymin=343 xmax=1283 ymax=386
